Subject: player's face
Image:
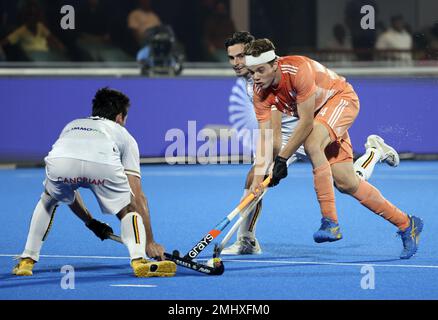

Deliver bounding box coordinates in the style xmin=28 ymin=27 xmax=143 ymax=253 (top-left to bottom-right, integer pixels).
xmin=227 ymin=44 xmax=249 ymax=77
xmin=248 ymin=62 xmax=277 ymax=90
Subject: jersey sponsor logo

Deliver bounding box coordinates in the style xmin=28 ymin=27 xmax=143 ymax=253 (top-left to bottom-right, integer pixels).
xmin=187 ymin=233 xmax=214 ymax=259
xmin=65 ymin=127 xmax=104 ymax=135
xmin=57 ymin=176 xmax=105 ymax=186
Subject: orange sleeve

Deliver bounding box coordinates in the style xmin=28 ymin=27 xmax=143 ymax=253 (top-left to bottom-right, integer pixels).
xmin=253 ymin=91 xmax=274 ymax=122
xmin=294 ymin=60 xmax=317 ymax=103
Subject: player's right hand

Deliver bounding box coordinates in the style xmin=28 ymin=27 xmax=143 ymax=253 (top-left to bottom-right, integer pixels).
xmin=249 ymin=175 xmax=266 ymax=199
xmin=146 ymin=242 xmax=166 ymax=261
xmin=86 ymin=219 xmax=114 ymax=241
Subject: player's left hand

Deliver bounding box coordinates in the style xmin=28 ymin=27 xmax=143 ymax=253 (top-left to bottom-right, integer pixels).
xmin=269 ymin=155 xmax=288 ymax=187
xmin=86 ymin=219 xmax=114 ymax=241
xmin=146 ymin=242 xmax=166 ymax=261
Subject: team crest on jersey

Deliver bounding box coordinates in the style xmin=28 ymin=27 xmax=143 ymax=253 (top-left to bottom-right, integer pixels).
xmin=228 ymin=78 xmax=258 ymax=153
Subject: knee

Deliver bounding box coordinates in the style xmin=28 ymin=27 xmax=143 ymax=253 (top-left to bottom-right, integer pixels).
xmin=304 ymin=138 xmax=322 ymax=158
xmin=334 ymin=178 xmax=359 ymax=194
xmin=117 ymin=202 xmax=137 ymax=220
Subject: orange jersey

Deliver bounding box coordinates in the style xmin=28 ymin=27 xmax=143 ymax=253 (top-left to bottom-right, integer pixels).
xmin=253 ymin=56 xmax=350 ymax=122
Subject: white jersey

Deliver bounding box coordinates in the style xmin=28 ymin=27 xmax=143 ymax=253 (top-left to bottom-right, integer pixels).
xmin=245 ymin=77 xmax=255 ymax=101
xmin=46 ymin=116 xmax=141 ymax=178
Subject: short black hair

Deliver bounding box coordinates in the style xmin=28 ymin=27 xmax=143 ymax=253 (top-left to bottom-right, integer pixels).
xmin=92 ymin=87 xmax=130 ymax=121
xmin=224 ymin=31 xmax=255 ymax=49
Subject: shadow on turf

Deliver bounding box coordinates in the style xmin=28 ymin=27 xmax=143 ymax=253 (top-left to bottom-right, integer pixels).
xmin=0 ymin=256 xmax=405 ymax=285
xmin=248 ymin=242 xmax=401 ymax=260
xmin=218 ymin=258 xmax=403 ymax=278
xmin=0 ymin=263 xmax=131 ymax=284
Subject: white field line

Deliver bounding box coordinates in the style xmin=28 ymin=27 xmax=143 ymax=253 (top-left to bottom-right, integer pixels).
xmin=110 ymin=284 xmax=157 ymax=288
xmin=0 ymin=253 xmax=128 ymax=260
xmin=224 ymin=259 xmax=438 ymax=269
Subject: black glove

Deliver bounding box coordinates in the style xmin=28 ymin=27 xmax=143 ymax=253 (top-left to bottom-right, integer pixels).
xmin=86 ymin=219 xmax=113 ymax=241
xmin=269 ymin=155 xmax=288 ymax=187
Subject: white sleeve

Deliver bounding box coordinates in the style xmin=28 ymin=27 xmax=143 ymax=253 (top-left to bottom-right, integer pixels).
xmin=58 ymin=120 xmax=75 ymax=138
xmin=121 ymin=132 xmax=141 ymax=178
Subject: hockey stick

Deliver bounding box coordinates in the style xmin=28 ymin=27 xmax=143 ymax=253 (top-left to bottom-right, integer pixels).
xmin=107 ymin=233 xmax=224 ymax=275
xmin=183 ymin=176 xmax=271 ymax=260
xmin=214 ymin=188 xmax=267 ymax=257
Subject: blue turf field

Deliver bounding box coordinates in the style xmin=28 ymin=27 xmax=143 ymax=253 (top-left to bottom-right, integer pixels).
xmin=1 ymin=161 xmax=437 ymax=300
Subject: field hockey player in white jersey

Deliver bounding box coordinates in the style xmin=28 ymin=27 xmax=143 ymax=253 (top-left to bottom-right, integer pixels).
xmin=13 ymin=87 xmax=176 ymax=278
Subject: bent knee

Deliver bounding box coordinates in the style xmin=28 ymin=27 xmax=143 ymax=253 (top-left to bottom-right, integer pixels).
xmin=334 ymin=179 xmax=359 ymax=194
xmin=304 ymin=126 xmax=331 ymax=156
xmin=117 ymin=202 xmax=137 ymax=220
xmin=304 ymin=139 xmax=319 ymax=157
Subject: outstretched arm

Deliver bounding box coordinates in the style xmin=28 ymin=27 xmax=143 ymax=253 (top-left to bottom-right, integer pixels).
xmin=278 ymin=93 xmax=315 ymax=160
xmin=68 ymin=191 xmax=93 ymax=223
xmin=127 ymin=174 xmax=166 ymax=260
xmin=68 ymin=190 xmax=113 ymax=240
xmin=271 ymin=109 xmax=283 ymax=158
xmin=268 ymin=94 xmax=315 ymax=187
xmin=249 ymin=118 xmax=274 ymax=195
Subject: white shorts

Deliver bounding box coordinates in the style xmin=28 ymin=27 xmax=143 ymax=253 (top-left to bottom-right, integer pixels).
xmin=281 ymin=115 xmax=307 ymax=166
xmin=44 ymin=157 xmax=132 ymax=214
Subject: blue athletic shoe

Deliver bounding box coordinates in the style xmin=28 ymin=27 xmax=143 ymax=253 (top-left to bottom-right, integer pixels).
xmin=313 ymin=218 xmax=343 ymax=243
xmin=398 ymin=215 xmax=423 ymax=259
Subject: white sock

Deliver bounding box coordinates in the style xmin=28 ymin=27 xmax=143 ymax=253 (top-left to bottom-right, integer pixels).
xmin=354 ymin=147 xmax=382 ymax=181
xmin=237 ymin=189 xmax=262 ymax=240
xmin=121 ymin=212 xmax=146 ymax=261
xmin=21 ymin=193 xmax=58 ymax=262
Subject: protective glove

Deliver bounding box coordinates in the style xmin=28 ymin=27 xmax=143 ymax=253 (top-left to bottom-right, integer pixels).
xmin=269 ymin=155 xmax=288 ymax=187
xmin=86 ymin=219 xmax=113 ymax=241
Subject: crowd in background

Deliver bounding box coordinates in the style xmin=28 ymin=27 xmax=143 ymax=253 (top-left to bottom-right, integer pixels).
xmin=323 ymin=2 xmax=438 ymax=62
xmin=0 ymin=0 xmax=236 ymax=63
xmin=0 ymin=0 xmax=437 ymax=63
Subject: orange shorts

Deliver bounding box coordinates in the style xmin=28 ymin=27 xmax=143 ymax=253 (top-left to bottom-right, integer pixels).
xmin=314 ymin=84 xmax=360 ymax=165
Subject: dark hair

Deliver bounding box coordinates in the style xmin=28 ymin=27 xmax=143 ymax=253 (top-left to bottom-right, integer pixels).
xmin=224 ymin=31 xmax=255 ymax=49
xmin=244 ymin=38 xmax=276 ymax=57
xmin=92 ymin=87 xmax=130 ymax=121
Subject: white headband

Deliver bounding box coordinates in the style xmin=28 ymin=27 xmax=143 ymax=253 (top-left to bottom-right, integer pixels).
xmin=245 ymin=50 xmax=277 ymax=67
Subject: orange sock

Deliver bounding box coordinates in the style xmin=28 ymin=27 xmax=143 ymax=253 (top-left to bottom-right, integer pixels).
xmin=352 ymin=180 xmax=410 ymax=230
xmin=313 ymin=163 xmax=338 ymax=223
